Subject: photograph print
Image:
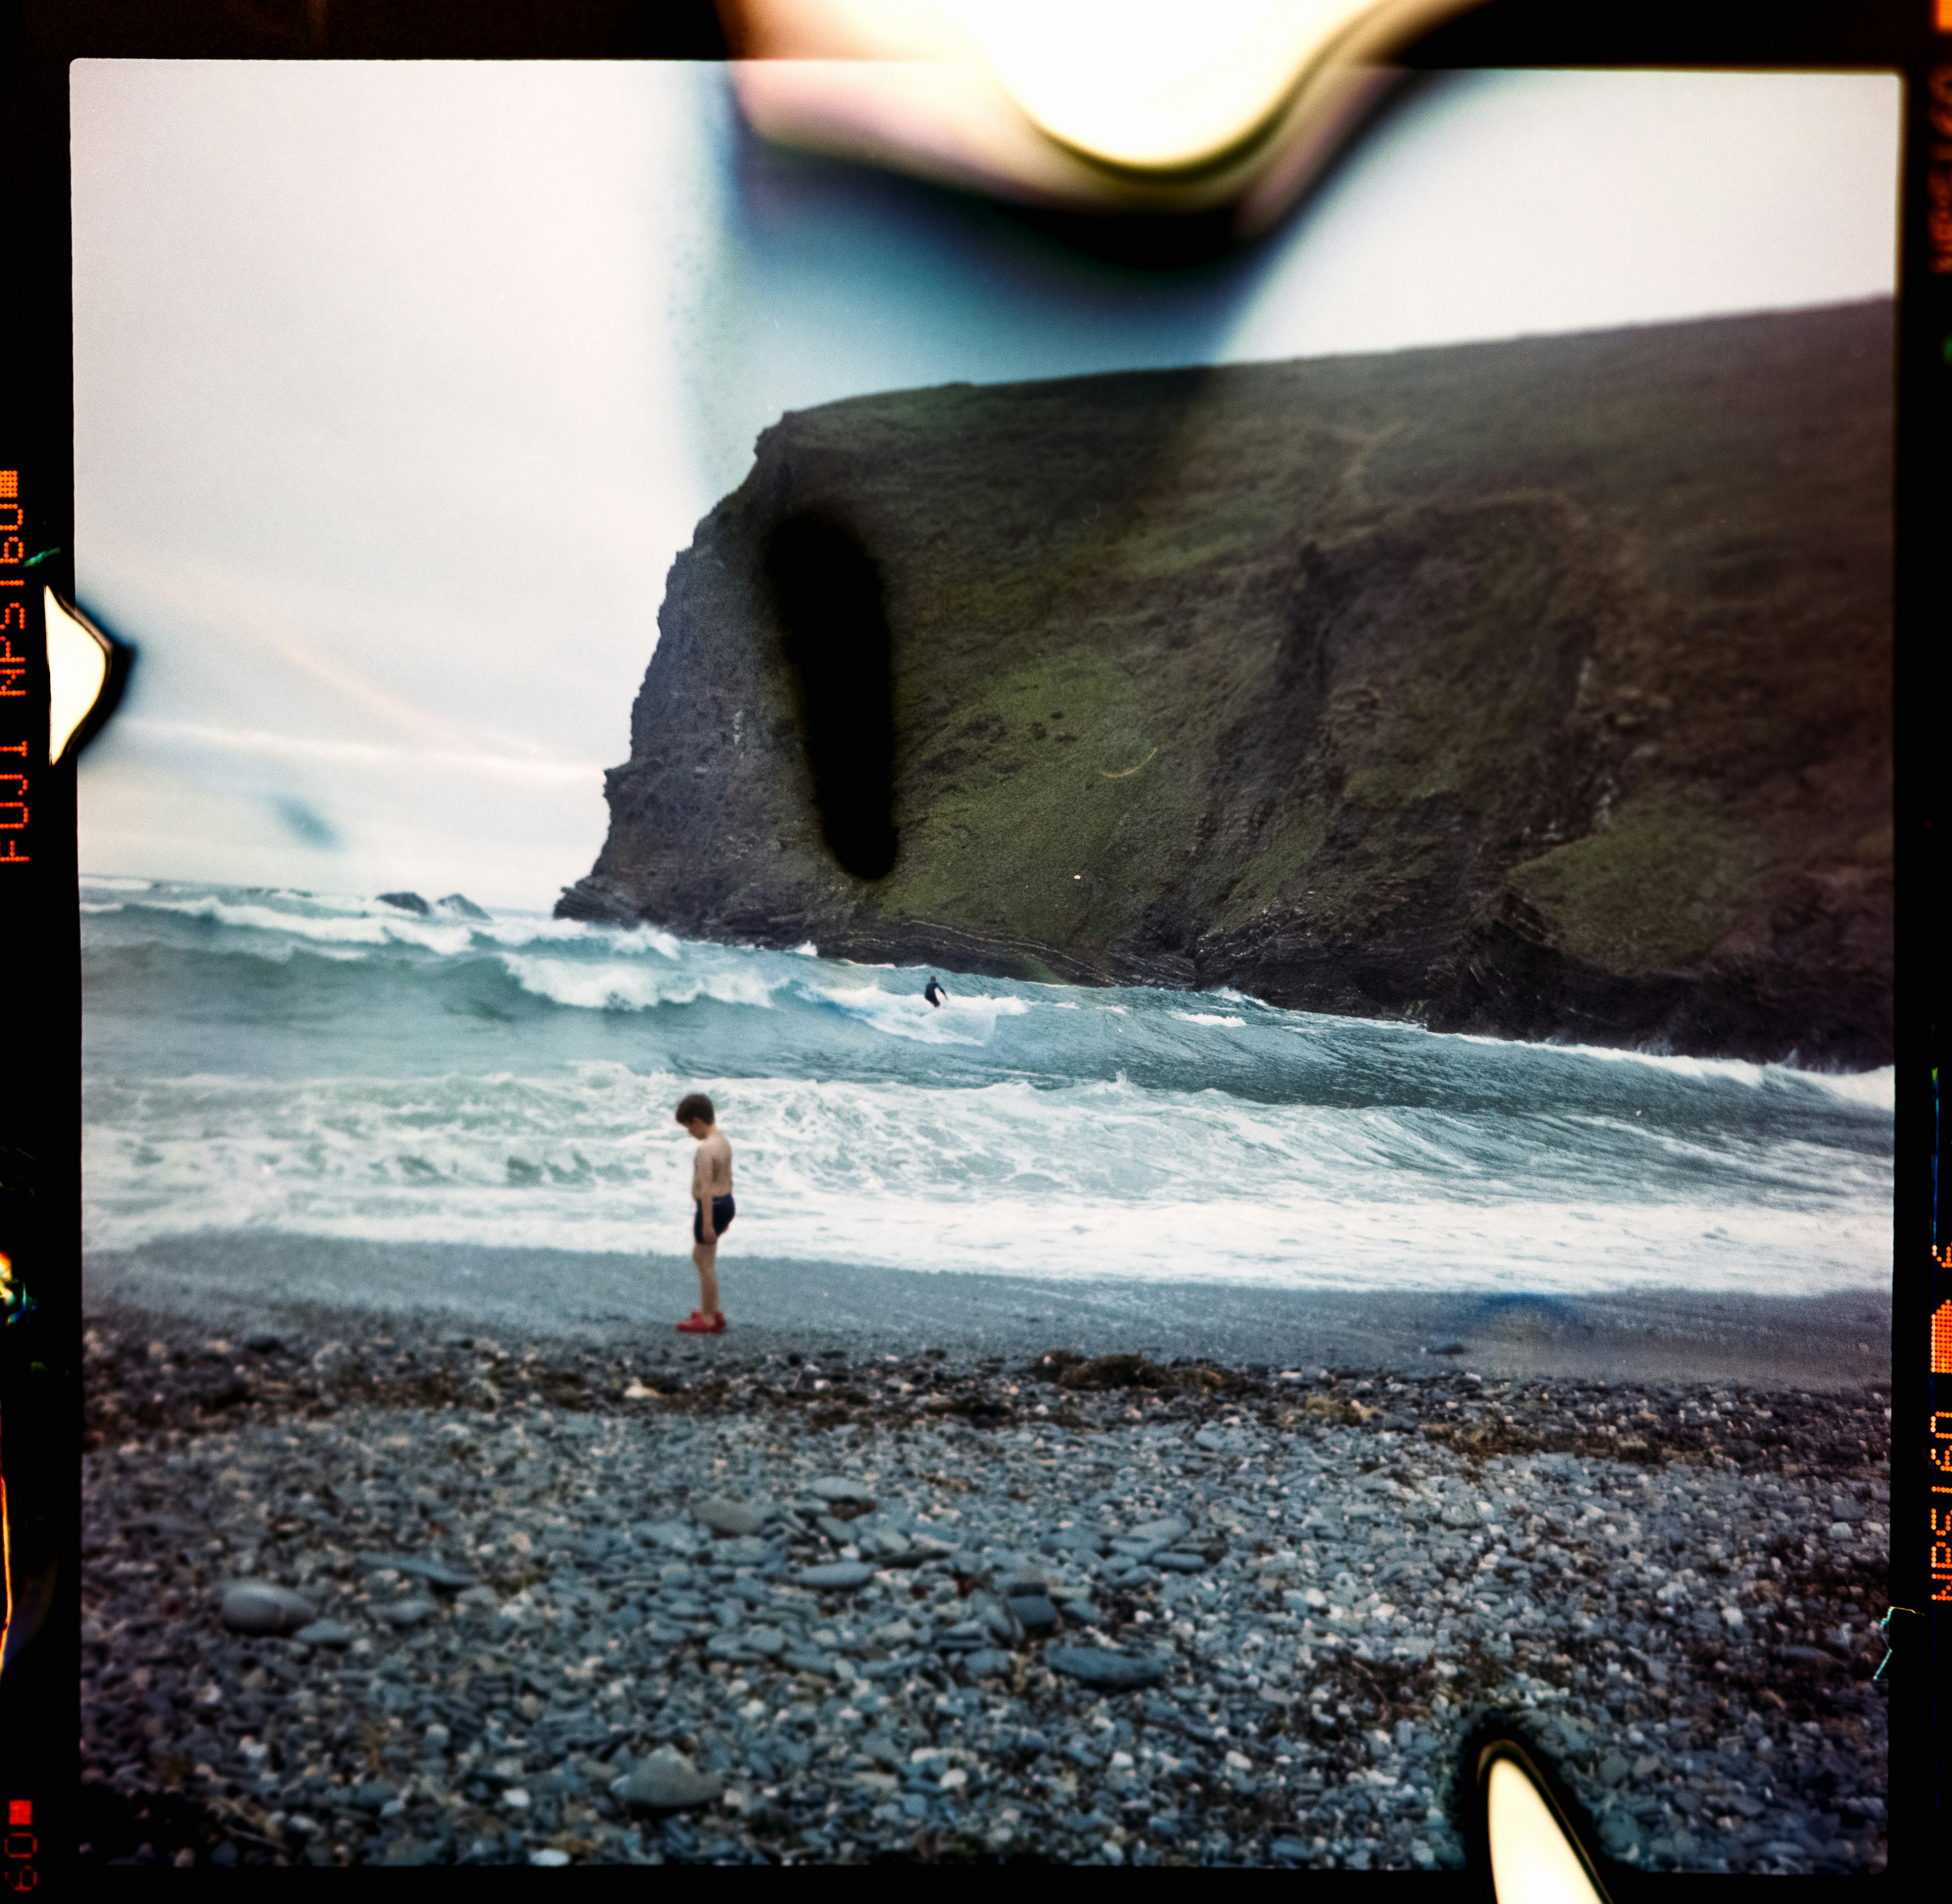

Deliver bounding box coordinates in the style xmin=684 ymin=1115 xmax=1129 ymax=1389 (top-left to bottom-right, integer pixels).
xmin=71 ymin=49 xmax=1895 ymax=1875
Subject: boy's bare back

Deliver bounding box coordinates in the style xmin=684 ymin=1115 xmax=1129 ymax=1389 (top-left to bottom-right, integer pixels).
xmin=690 ymin=1127 xmax=733 ymax=1201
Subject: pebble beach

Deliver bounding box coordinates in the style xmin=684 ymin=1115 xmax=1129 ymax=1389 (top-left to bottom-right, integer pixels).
xmin=79 ymin=1306 xmax=1892 ymax=1870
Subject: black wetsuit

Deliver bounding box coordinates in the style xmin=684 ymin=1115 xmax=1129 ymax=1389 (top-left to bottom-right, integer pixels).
xmin=923 ymin=979 xmax=945 ymax=1007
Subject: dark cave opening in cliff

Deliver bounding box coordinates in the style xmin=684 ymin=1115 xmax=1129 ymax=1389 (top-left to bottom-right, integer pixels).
xmin=764 ymin=509 xmax=900 ymax=882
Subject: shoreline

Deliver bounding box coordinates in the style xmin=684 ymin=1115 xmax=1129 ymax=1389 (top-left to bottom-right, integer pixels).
xmin=87 ymin=1234 xmax=1892 ymax=1389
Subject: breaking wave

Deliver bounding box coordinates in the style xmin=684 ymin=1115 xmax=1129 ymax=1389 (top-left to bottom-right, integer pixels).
xmin=81 ymin=877 xmax=1893 ymax=1292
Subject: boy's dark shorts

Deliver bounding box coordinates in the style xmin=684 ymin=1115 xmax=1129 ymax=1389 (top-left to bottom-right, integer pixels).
xmin=694 ymin=1194 xmax=735 ymax=1244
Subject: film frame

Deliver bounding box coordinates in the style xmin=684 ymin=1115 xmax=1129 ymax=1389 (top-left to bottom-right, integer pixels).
xmin=2 ymin=0 xmax=1942 ymax=1885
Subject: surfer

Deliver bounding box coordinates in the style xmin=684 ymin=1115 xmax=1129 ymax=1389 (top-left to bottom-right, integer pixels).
xmin=923 ymin=976 xmax=947 ymax=1008
xmin=673 ymin=1092 xmax=733 ymax=1335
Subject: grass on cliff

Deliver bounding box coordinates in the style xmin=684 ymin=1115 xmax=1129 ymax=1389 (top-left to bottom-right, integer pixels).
xmin=1505 ymin=788 xmax=1794 ymax=975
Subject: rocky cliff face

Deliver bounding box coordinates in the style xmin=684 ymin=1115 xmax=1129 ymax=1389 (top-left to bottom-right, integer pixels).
xmin=560 ymin=301 xmax=1892 ymax=1066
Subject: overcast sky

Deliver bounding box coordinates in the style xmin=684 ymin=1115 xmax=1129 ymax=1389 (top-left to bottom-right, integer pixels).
xmin=71 ymin=61 xmax=1899 ymax=909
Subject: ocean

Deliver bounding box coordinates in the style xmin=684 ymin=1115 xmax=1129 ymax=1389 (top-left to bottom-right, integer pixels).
xmin=80 ymin=877 xmax=1893 ymax=1297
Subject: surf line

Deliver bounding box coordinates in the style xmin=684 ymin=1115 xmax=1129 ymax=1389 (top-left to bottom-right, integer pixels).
xmin=1101 ymin=747 xmax=1159 ymax=780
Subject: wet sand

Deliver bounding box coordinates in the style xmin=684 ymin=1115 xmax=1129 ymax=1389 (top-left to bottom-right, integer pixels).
xmin=86 ymin=1233 xmax=1892 ymax=1389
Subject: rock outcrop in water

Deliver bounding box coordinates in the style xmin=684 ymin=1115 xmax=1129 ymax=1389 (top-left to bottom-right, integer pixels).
xmin=560 ymin=302 xmax=1892 ymax=1065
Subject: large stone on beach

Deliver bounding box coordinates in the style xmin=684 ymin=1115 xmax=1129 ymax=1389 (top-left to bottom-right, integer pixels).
xmin=1041 ymin=1528 xmax=1107 ymax=1558
xmin=1193 ymin=1424 xmax=1250 ymax=1453
xmin=220 ymin=1582 xmax=316 ymax=1633
xmin=799 ymin=1561 xmax=877 ymax=1589
xmin=622 ymin=1748 xmax=725 ymax=1814
xmin=639 ymin=1518 xmax=704 ymax=1555
xmin=292 ymin=1619 xmax=360 ymax=1647
xmin=1128 ymin=1516 xmax=1190 ymax=1545
xmin=693 ymin=1498 xmax=766 ymax=1537
xmin=1007 ymin=1594 xmax=1060 ymax=1633
xmin=1045 ymin=1646 xmax=1169 ymax=1690
xmin=871 ymin=1545 xmax=941 ymax=1569
xmin=358 ymin=1553 xmax=478 ymax=1590
xmin=810 ymin=1477 xmax=876 ymax=1506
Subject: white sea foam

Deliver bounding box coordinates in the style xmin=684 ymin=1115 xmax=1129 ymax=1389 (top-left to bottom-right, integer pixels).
xmin=815 ymin=983 xmax=1030 ymax=1045
xmin=498 ymin=955 xmax=781 ymax=1013
xmin=140 ymin=894 xmax=481 ymax=955
xmin=474 ymin=916 xmax=683 ymax=958
xmin=99 ymin=886 xmax=694 ymax=961
xmin=1175 ymin=1012 xmax=1247 ymax=1028
xmin=79 ymin=873 xmax=154 ymax=892
xmin=80 ymin=1063 xmax=1891 ymax=1294
xmin=1452 ymin=1030 xmax=1894 ymax=1109
xmin=1793 ymin=1066 xmax=1894 ymax=1112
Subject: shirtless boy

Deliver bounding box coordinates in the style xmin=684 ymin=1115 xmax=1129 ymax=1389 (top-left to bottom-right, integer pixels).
xmin=674 ymin=1092 xmax=733 ymax=1335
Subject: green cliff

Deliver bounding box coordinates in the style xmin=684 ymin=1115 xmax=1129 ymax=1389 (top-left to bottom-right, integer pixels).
xmin=560 ymin=301 xmax=1893 ymax=1065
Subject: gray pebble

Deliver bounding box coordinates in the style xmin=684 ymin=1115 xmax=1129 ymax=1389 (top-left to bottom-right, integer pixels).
xmin=799 ymin=1561 xmax=877 ymax=1589
xmin=219 ymin=1581 xmax=316 ymax=1633
xmin=639 ymin=1518 xmax=704 ymax=1554
xmin=358 ymin=1553 xmax=478 ymax=1590
xmin=1044 ymin=1646 xmax=1169 ymax=1690
xmin=1007 ymin=1594 xmax=1060 ymax=1632
xmin=622 ymin=1748 xmax=726 ymax=1813
xmin=692 ymin=1498 xmax=765 ymax=1538
xmin=291 ymin=1618 xmax=360 ymax=1647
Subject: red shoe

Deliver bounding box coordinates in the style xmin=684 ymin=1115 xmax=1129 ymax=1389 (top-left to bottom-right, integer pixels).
xmin=676 ymin=1311 xmax=726 ymax=1334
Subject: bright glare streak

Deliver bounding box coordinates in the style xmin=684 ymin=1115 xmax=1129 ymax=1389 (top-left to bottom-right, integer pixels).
xmin=47 ymin=586 xmax=110 ymax=765
xmin=947 ymin=0 xmax=1381 ymax=171
xmin=1488 ymin=1756 xmax=1606 ymax=1904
